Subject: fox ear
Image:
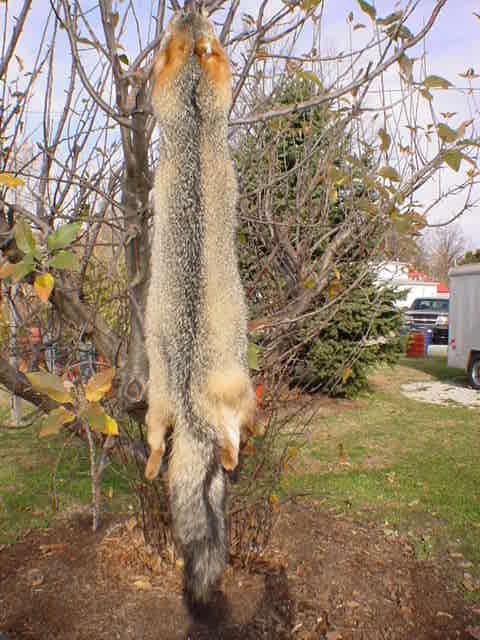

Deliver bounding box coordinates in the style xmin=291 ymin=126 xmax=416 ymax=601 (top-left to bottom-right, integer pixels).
xmin=200 ymin=5 xmax=208 ymax=17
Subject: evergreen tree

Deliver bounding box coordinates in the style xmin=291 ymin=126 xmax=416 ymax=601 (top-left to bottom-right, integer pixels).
xmin=237 ymin=78 xmax=403 ymax=396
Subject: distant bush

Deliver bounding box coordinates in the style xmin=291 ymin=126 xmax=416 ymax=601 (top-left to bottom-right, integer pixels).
xmin=293 ymin=280 xmax=403 ymax=397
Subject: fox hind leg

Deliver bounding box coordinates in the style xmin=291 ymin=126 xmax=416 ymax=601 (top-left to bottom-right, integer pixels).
xmin=206 ymin=369 xmax=256 ymax=472
xmin=145 ymin=398 xmax=173 ymax=481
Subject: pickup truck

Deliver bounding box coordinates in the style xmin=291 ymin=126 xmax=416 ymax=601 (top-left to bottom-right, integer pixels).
xmin=403 ymin=296 xmax=449 ymax=345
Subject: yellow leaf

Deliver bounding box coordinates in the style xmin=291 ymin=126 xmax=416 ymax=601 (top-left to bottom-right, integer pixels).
xmin=85 ymin=367 xmax=116 ymax=402
xmin=40 ymin=407 xmax=75 ymax=437
xmin=27 ymin=371 xmax=74 ymax=404
xmin=81 ymin=403 xmax=119 ymax=436
xmin=34 ymin=273 xmax=54 ymax=303
xmin=268 ymin=494 xmax=280 ymax=511
xmin=104 ymin=414 xmax=119 ymax=436
xmin=329 ymin=188 xmax=339 ymax=205
xmin=342 ymin=368 xmax=353 ymax=384
xmin=0 ymin=173 xmax=25 ymax=188
xmin=328 ymin=280 xmax=343 ymax=299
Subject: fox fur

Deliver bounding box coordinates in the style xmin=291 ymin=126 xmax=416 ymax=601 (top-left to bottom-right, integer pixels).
xmin=144 ymin=5 xmax=255 ymax=613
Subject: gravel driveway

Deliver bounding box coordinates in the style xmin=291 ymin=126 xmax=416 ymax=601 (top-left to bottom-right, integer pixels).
xmin=401 ymin=380 xmax=480 ymax=408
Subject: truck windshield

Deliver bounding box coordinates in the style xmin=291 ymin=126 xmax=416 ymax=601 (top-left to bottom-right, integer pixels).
xmin=411 ymin=299 xmax=449 ymax=312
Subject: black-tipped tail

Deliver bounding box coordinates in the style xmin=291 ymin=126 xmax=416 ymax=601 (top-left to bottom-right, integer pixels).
xmin=168 ymin=421 xmax=228 ymax=619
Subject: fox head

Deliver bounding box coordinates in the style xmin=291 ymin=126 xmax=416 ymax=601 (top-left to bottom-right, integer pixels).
xmin=152 ymin=4 xmax=232 ymax=117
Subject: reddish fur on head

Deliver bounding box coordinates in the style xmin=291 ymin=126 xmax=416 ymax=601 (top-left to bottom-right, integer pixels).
xmin=194 ymin=36 xmax=231 ymax=100
xmin=153 ymin=30 xmax=192 ymax=92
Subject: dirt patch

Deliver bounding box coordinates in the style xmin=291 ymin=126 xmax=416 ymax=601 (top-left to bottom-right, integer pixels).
xmin=369 ymin=365 xmax=434 ymax=390
xmin=0 ymin=503 xmax=477 ymax=640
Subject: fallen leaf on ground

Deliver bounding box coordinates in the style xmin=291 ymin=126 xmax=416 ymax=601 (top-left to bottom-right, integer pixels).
xmin=39 ymin=543 xmax=68 ymax=555
xmin=464 ymin=573 xmax=480 ymax=592
xmin=133 ymin=578 xmax=152 ymax=591
xmin=27 ymin=569 xmax=44 ymax=587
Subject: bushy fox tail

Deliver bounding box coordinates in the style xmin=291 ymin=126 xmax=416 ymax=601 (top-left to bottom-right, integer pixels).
xmin=168 ymin=411 xmax=227 ymax=617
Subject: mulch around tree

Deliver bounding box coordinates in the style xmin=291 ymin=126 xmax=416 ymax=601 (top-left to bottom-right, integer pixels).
xmin=0 ymin=503 xmax=478 ymax=640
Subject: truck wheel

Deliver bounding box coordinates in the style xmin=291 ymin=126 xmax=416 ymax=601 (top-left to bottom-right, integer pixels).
xmin=468 ymin=355 xmax=480 ymax=390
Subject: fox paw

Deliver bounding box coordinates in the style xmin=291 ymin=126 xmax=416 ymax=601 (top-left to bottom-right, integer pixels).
xmin=145 ymin=446 xmax=165 ymax=481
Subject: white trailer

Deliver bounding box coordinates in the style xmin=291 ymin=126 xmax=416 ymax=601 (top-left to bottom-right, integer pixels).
xmin=448 ymin=264 xmax=480 ymax=388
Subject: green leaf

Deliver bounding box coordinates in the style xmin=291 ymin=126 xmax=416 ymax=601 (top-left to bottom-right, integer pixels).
xmin=296 ymin=69 xmax=323 ymax=88
xmin=40 ymin=407 xmax=75 ymax=438
xmin=11 ymin=255 xmax=35 ymax=283
xmin=377 ymin=11 xmax=403 ymax=26
xmin=15 ymin=220 xmax=36 ymax=254
xmin=437 ymin=123 xmax=458 ymax=144
xmin=357 ymin=0 xmax=376 ymax=20
xmin=118 ymin=53 xmax=129 ymax=65
xmin=81 ymin=402 xmax=105 ymax=431
xmin=356 ymin=197 xmax=378 ymax=216
xmin=49 ymin=250 xmax=81 ymax=271
xmin=47 ymin=222 xmax=82 ymax=251
xmin=378 ymin=165 xmax=401 ymax=182
xmin=301 ymin=0 xmax=322 ymax=9
xmin=247 ymin=342 xmax=261 ymax=371
xmin=0 ymin=173 xmax=25 ymax=188
xmin=303 ymin=275 xmax=317 ymax=289
xmin=26 ymin=371 xmax=74 ymax=404
xmin=386 ymin=23 xmax=413 ymax=41
xmin=423 ymin=75 xmax=452 ymax=90
xmin=443 ymin=150 xmax=464 ymax=172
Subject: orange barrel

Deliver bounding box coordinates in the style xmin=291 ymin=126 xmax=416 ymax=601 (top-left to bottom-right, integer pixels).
xmin=406 ymin=331 xmax=426 ymax=358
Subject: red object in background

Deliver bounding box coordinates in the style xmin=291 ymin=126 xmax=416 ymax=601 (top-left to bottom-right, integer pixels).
xmin=408 ymin=270 xmax=430 ymax=281
xmin=437 ymin=282 xmax=449 ymax=294
xmin=406 ymin=332 xmax=427 ymax=358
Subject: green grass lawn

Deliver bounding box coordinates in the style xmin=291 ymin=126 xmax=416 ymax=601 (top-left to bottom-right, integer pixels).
xmin=1 ymin=356 xmax=479 ymax=589
xmin=286 ymin=356 xmax=480 ymax=573
xmin=0 ymin=399 xmax=131 ymax=543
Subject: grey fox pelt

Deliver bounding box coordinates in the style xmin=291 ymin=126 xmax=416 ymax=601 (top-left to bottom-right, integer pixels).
xmin=144 ymin=5 xmax=256 ymax=613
